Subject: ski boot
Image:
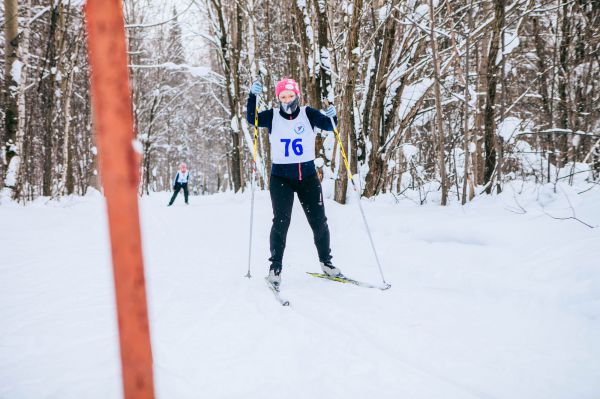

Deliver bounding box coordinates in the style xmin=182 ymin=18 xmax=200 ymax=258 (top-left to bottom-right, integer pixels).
xmin=266 ymin=263 xmax=282 ymax=287
xmin=320 ymin=260 xmax=342 ymax=277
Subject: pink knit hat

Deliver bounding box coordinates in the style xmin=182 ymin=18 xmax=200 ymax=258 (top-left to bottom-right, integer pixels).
xmin=275 ymin=78 xmax=300 ymax=98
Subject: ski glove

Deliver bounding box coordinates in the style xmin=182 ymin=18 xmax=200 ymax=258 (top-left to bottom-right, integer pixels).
xmin=250 ymin=81 xmax=262 ymax=96
xmin=325 ymin=105 xmax=337 ymax=118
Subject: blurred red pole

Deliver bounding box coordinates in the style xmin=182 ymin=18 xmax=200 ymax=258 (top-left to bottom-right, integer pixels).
xmin=84 ymin=1 xmax=155 ymax=398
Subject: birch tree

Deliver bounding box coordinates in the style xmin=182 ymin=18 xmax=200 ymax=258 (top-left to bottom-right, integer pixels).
xmin=2 ymin=0 xmax=19 ymax=198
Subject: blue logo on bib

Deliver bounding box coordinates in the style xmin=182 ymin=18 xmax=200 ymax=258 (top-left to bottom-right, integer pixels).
xmin=294 ymin=124 xmax=305 ymax=135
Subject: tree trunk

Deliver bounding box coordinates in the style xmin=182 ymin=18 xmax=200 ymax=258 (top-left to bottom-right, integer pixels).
xmin=360 ymin=8 xmax=383 ymax=169
xmin=40 ymin=4 xmax=62 ymax=197
xmin=428 ymin=0 xmax=449 ymax=205
xmin=142 ymin=94 xmax=159 ymax=195
xmin=462 ymin=1 xmax=475 ymax=204
xmin=59 ymin=6 xmax=80 ymax=195
xmin=314 ymin=0 xmax=334 ymax=105
xmin=532 ymin=17 xmax=553 ymax=128
xmin=293 ymin=0 xmax=318 ymax=105
xmin=556 ymin=0 xmax=572 ymax=167
xmin=363 ymin=1 xmax=399 ymax=198
xmin=10 ymin=0 xmax=33 ymax=199
xmin=312 ymin=0 xmax=334 ymax=167
xmin=210 ymin=0 xmax=243 ymax=192
xmin=483 ymin=0 xmax=505 ymax=194
xmin=334 ymin=0 xmax=363 ymax=204
xmin=2 ymin=0 xmax=19 ymax=195
xmin=230 ymin=2 xmax=244 ymax=192
xmin=473 ymin=28 xmax=490 ymax=186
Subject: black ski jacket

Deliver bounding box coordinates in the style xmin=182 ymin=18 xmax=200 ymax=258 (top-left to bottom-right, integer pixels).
xmin=246 ymin=93 xmax=338 ymax=180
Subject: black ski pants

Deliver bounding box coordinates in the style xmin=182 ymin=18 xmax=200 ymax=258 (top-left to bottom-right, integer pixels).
xmin=169 ymin=182 xmax=189 ymax=205
xmin=269 ymin=173 xmax=332 ymax=268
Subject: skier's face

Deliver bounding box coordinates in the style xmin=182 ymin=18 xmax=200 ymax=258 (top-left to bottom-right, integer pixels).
xmin=278 ymin=91 xmax=296 ymax=104
xmin=279 ymin=90 xmax=299 ymax=114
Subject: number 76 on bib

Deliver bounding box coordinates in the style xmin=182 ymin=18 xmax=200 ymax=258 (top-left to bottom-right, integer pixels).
xmin=280 ymin=138 xmax=303 ymax=157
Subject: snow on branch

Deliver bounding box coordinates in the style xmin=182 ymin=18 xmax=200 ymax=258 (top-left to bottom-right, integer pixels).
xmin=128 ymin=62 xmax=224 ymax=86
xmin=124 ymin=1 xmax=195 ymax=29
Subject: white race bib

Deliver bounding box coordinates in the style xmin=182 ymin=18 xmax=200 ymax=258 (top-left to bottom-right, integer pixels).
xmin=177 ymin=171 xmax=189 ymax=183
xmin=270 ymin=106 xmax=316 ymax=164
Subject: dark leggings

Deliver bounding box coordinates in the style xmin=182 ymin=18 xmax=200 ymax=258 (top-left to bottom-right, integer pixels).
xmin=169 ymin=182 xmax=189 ymax=205
xmin=269 ymin=173 xmax=332 ymax=268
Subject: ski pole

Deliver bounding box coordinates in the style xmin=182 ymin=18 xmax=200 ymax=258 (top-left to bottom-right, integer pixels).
xmin=326 ymin=108 xmax=389 ymax=287
xmin=245 ymin=84 xmax=260 ymax=278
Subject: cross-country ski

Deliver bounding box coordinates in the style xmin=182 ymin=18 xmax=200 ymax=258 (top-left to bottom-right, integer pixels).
xmin=264 ymin=277 xmax=290 ymax=306
xmin=307 ymin=272 xmax=392 ymax=290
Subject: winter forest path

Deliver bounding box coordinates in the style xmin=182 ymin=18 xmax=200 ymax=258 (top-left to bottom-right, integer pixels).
xmin=1 ymin=189 xmax=599 ymax=398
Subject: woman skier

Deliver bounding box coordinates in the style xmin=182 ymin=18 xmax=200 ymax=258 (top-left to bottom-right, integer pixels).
xmin=168 ymin=162 xmax=190 ymax=206
xmin=247 ymin=78 xmax=341 ymax=286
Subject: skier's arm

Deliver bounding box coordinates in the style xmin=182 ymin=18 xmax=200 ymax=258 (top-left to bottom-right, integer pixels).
xmin=305 ymin=106 xmax=338 ymax=132
xmin=246 ymin=94 xmax=273 ymax=129
xmin=173 ymin=172 xmax=179 ymax=188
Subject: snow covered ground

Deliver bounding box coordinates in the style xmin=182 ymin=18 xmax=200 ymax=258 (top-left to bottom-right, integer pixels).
xmin=1 ymin=183 xmax=599 ymax=399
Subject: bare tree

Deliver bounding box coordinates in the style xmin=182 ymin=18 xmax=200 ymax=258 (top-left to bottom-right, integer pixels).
xmin=428 ymin=0 xmax=449 ymax=205
xmin=2 ymin=0 xmax=19 ymax=197
xmin=334 ymin=0 xmax=363 ymax=204
xmin=483 ymin=0 xmax=505 ymax=194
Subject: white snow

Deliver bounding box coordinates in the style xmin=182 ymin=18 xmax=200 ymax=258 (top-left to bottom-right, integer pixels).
xmin=499 ymin=31 xmax=521 ymax=65
xmin=11 ymin=60 xmax=23 ymax=85
xmin=132 ymin=139 xmax=143 ymax=154
xmin=384 ymin=64 xmax=408 ymax=117
xmin=185 ymin=66 xmax=212 ymax=78
xmin=398 ymin=78 xmax=433 ymax=122
xmin=378 ymin=3 xmax=392 ymax=22
xmin=558 ymin=162 xmax=592 ymax=184
xmin=230 ymin=115 xmax=239 ymax=133
xmin=497 ymin=116 xmax=522 ymax=144
xmin=1 ymin=185 xmax=599 ymax=398
xmin=402 ymin=143 xmax=419 ymax=160
xmin=129 ymin=62 xmax=215 ymax=79
xmin=414 ymin=4 xmax=429 ymax=21
xmin=320 ymin=47 xmax=332 ymax=70
xmin=317 ymin=0 xmax=326 ymax=13
xmin=3 ymin=155 xmax=20 ymax=187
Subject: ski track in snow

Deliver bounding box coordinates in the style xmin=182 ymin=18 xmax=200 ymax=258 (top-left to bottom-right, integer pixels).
xmin=1 ymin=189 xmax=599 ymax=399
